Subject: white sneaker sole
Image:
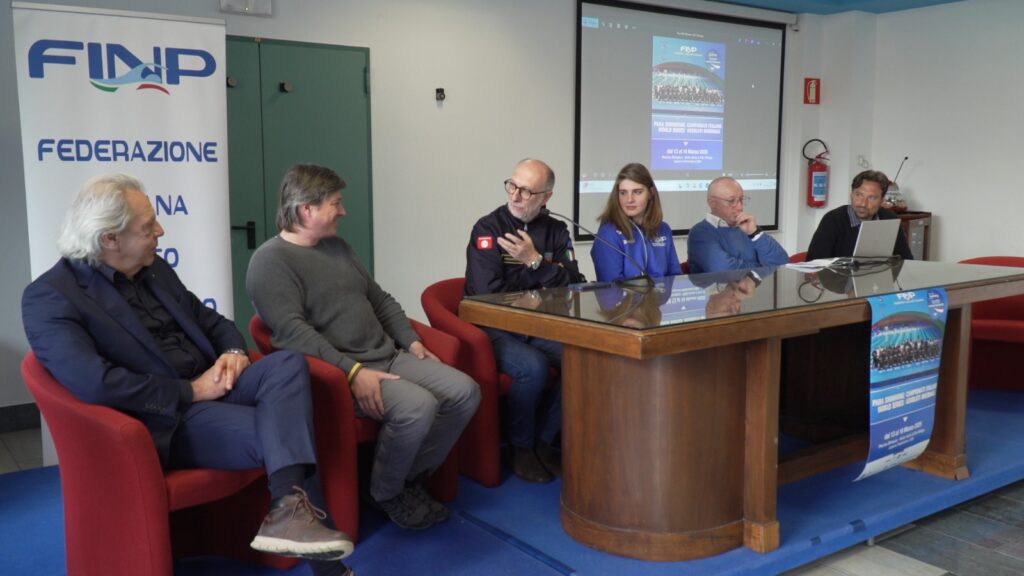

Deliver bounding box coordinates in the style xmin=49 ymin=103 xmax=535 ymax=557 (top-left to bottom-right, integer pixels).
xmin=250 ymin=535 xmax=354 ymax=561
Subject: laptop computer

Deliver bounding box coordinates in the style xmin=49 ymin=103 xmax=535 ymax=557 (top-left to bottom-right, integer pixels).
xmin=852 ymin=219 xmax=901 ymax=258
xmin=832 ymin=219 xmax=902 ymax=268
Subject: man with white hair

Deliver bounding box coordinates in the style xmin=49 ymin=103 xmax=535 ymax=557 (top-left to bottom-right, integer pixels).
xmin=21 ymin=173 xmax=356 ymax=576
xmin=687 ymin=176 xmax=788 ymax=274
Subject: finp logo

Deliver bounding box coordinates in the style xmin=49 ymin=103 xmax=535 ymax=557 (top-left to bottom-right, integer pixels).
xmin=28 ymin=39 xmax=217 ymax=94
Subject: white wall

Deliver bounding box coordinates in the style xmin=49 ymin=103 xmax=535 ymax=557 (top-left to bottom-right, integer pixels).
xmin=2 ymin=0 xmax=1017 ymax=410
xmin=872 ymin=0 xmax=1024 ymax=261
xmin=802 ymin=0 xmax=1024 ymax=263
xmin=782 ymin=12 xmax=825 ymax=252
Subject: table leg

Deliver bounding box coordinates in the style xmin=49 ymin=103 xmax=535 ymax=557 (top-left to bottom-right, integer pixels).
xmin=744 ymin=337 xmax=781 ymax=552
xmin=903 ymin=304 xmax=970 ymax=480
xmin=560 ymin=343 xmax=748 ymax=560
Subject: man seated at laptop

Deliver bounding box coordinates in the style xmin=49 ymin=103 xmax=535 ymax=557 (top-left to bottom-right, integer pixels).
xmin=806 ymin=170 xmax=914 ymax=261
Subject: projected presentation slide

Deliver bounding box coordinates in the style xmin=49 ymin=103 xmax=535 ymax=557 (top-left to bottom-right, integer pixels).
xmin=577 ymin=1 xmax=785 ymax=237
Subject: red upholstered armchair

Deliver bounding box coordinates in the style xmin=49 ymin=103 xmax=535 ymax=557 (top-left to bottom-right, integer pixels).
xmin=789 ymin=251 xmax=808 ymax=263
xmin=421 ymin=277 xmax=514 ymax=487
xmin=21 ymin=352 xmax=297 ymax=576
xmin=248 ymin=315 xmax=461 ymax=538
xmin=959 ymin=256 xmax=1024 ymax=390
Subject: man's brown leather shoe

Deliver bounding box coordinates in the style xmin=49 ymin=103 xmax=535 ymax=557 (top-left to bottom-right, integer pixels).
xmin=250 ymin=486 xmax=354 ymax=561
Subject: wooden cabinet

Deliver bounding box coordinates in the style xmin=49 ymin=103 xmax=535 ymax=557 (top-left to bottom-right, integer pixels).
xmin=898 ymin=211 xmax=931 ymax=260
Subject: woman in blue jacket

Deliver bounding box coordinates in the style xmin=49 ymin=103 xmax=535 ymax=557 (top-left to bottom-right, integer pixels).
xmin=591 ymin=163 xmax=681 ymax=282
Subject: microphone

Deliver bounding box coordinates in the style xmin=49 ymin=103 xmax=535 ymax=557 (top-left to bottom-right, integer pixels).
xmin=540 ymin=208 xmax=654 ymax=287
xmin=893 ymin=156 xmax=909 ymax=183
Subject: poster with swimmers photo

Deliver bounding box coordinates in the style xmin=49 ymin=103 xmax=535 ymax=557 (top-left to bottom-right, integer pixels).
xmin=857 ymin=288 xmax=949 ymax=481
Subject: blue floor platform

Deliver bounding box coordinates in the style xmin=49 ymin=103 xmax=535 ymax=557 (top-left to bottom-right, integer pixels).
xmin=3 ymin=389 xmax=1024 ymax=576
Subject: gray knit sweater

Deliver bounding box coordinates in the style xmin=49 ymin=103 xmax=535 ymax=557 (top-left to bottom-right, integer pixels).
xmin=246 ymin=235 xmax=419 ymax=375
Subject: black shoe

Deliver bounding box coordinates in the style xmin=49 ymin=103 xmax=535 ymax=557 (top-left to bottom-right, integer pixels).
xmin=405 ymin=476 xmax=450 ymax=524
xmin=309 ymin=560 xmax=355 ymax=576
xmin=513 ymin=446 xmax=554 ymax=483
xmin=375 ymin=490 xmax=434 ymax=530
xmin=535 ymin=441 xmax=562 ymax=477
xmin=251 ymin=486 xmax=354 ymax=561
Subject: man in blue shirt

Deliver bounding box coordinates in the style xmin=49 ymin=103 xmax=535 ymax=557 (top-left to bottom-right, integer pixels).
xmin=687 ymin=177 xmax=788 ymax=273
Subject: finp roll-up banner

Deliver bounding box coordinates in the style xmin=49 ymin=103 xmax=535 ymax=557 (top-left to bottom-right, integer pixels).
xmin=857 ymin=288 xmax=948 ymax=480
xmin=13 ymin=3 xmax=232 ymax=313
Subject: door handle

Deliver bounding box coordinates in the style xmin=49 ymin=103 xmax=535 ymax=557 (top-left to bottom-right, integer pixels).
xmin=231 ymin=220 xmax=256 ymax=250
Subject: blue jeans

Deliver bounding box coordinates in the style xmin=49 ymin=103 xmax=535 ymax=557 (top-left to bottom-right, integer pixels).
xmin=484 ymin=328 xmax=562 ymax=448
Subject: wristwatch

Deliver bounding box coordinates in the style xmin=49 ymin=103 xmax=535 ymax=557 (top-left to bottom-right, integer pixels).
xmin=224 ymin=348 xmax=247 ymax=357
xmin=527 ymin=256 xmax=542 ymax=270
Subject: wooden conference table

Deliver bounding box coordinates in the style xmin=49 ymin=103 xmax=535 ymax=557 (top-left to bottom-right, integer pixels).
xmin=459 ymin=260 xmax=1024 ymax=561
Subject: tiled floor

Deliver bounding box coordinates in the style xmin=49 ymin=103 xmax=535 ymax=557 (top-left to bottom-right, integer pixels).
xmin=783 ymin=480 xmax=1024 ymax=576
xmin=785 ymin=544 xmax=950 ymax=576
xmin=5 ymin=426 xmax=1024 ymax=576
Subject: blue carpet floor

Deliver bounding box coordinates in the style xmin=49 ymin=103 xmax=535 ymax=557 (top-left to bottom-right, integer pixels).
xmin=3 ymin=390 xmax=1024 ymax=576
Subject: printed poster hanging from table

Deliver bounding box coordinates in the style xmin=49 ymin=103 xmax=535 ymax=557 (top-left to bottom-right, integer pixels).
xmin=857 ymin=288 xmax=949 ymax=481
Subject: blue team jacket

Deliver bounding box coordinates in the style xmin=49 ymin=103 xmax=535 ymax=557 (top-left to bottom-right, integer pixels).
xmin=591 ymin=221 xmax=682 ymax=282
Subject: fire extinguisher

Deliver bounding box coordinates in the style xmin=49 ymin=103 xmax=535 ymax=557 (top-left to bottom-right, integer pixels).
xmin=803 ymin=139 xmax=830 ymax=207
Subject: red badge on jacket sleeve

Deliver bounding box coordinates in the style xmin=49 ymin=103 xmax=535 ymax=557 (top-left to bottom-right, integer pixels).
xmin=476 ymin=236 xmax=494 ymax=250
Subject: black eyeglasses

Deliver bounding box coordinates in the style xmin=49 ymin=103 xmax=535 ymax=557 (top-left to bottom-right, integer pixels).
xmin=504 ymin=179 xmax=550 ymax=199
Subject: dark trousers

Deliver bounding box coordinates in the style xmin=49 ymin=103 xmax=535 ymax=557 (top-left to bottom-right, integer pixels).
xmin=483 ymin=328 xmax=562 ymax=448
xmin=169 ymin=350 xmax=316 ymax=476
xmin=168 ymin=350 xmax=343 ymax=575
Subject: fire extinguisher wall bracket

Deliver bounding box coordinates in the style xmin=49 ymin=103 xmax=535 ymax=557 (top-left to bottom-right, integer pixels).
xmin=803 ymin=139 xmax=830 ymax=208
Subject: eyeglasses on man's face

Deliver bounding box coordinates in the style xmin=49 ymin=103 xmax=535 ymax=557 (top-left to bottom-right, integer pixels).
xmin=712 ymin=195 xmax=749 ymax=207
xmin=504 ymin=179 xmax=549 ymax=200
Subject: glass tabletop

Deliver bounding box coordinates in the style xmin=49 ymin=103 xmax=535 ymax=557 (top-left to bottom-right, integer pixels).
xmin=463 ymin=260 xmax=1024 ymax=331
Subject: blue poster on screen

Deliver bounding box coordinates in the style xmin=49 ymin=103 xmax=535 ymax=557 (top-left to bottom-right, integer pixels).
xmin=856 ymin=288 xmax=948 ymax=480
xmin=651 ymin=36 xmax=725 ymax=114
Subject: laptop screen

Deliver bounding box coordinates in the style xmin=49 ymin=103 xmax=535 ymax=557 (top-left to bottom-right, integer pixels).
xmin=852 ymin=219 xmax=901 ymax=258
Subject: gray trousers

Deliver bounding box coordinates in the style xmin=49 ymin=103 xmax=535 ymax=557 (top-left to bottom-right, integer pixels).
xmin=358 ymin=350 xmax=480 ymax=501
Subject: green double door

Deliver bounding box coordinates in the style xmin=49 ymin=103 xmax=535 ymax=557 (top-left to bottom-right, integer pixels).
xmin=226 ymin=37 xmax=373 ymax=342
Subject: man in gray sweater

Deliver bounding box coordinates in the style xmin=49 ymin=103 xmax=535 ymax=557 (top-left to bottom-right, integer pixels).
xmin=247 ymin=164 xmax=480 ymax=530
